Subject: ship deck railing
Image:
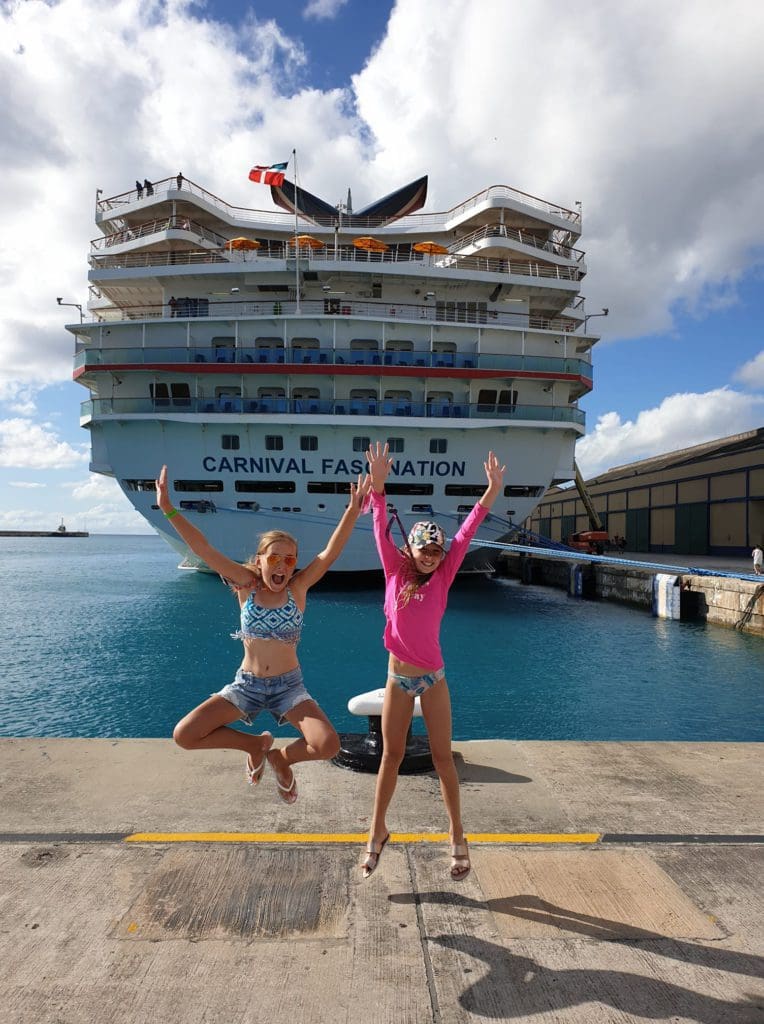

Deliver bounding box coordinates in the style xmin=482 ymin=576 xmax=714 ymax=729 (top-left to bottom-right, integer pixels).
xmin=88 ymin=245 xmax=585 ymax=282
xmin=80 ymin=297 xmax=586 ymax=335
xmin=90 ymin=218 xmax=584 ymax=265
xmin=74 ymin=344 xmax=592 ymax=379
xmin=80 ymin=396 xmax=585 ymax=425
xmin=97 ymin=179 xmax=582 ymax=230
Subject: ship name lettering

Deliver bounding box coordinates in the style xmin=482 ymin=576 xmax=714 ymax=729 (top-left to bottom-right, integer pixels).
xmin=201 ymin=456 xmax=314 ymax=474
xmin=390 ymin=460 xmax=465 ymax=478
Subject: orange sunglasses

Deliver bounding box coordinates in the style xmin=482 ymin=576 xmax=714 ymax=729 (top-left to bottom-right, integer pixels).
xmin=264 ymin=553 xmax=297 ymax=568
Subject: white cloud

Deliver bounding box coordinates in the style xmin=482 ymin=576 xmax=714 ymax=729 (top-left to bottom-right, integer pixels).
xmin=303 ymin=0 xmax=350 ymax=20
xmin=577 ymin=388 xmax=764 ymax=478
xmin=64 ymin=474 xmax=124 ymax=501
xmin=0 ymin=418 xmax=88 ymax=469
xmin=9 ymin=481 xmax=46 ymax=489
xmin=735 ymin=350 xmax=764 ymax=390
xmin=354 ymin=0 xmax=764 ymax=339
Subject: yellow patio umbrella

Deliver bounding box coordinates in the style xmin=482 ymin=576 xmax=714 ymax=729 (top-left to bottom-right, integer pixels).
xmin=353 ymin=235 xmax=388 ymax=253
xmin=413 ymin=240 xmax=449 ymax=255
xmin=224 ymin=237 xmax=261 ymax=251
xmin=290 ymin=234 xmax=325 ymax=249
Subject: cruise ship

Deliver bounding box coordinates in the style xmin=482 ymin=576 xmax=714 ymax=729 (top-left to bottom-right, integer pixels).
xmin=70 ymin=173 xmax=597 ymax=572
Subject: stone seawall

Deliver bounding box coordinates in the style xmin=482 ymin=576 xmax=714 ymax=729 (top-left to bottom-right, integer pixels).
xmin=501 ymin=554 xmax=764 ymax=636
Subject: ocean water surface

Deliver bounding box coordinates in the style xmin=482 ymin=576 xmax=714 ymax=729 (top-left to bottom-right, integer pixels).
xmin=0 ymin=535 xmax=761 ymax=741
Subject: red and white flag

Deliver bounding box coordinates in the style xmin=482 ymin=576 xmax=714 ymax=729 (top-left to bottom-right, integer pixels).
xmin=248 ymin=161 xmax=288 ymax=187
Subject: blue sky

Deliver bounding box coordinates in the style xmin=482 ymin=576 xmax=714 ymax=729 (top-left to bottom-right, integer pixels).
xmin=1 ymin=0 xmax=763 ymax=532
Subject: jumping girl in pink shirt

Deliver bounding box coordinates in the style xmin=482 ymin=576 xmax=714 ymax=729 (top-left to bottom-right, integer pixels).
xmin=361 ymin=441 xmax=505 ymax=880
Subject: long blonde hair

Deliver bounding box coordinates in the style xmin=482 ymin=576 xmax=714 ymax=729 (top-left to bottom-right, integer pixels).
xmin=396 ymin=550 xmax=432 ymax=610
xmin=244 ymin=530 xmax=298 ymax=583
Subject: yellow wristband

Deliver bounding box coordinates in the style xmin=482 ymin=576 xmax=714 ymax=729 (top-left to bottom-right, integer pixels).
xmin=164 ymin=508 xmax=179 ymax=519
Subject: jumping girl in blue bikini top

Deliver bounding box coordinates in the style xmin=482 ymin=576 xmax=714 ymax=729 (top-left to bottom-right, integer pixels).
xmin=231 ymin=589 xmax=304 ymax=646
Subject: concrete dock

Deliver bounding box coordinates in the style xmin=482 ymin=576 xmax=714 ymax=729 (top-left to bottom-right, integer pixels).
xmin=0 ymin=738 xmax=762 ymax=1023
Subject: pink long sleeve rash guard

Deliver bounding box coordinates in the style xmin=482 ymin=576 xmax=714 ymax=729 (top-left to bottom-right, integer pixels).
xmin=370 ymin=488 xmax=488 ymax=671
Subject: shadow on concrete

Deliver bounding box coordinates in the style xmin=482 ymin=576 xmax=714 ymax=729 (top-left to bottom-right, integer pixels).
xmin=453 ymin=754 xmax=532 ymax=784
xmin=391 ymin=890 xmax=764 ymax=980
xmin=430 ymin=932 xmax=762 ymax=1022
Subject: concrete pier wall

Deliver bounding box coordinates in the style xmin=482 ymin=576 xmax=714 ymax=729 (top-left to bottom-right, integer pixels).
xmin=502 ymin=554 xmax=764 ymax=636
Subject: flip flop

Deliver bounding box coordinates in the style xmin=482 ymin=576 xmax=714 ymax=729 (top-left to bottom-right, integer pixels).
xmin=361 ymin=833 xmax=390 ymax=879
xmin=275 ymin=766 xmax=298 ymax=804
xmin=245 ymin=731 xmax=273 ymax=786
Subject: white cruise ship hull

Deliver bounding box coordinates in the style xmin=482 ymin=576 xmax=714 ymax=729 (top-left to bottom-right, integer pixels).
xmin=72 ymin=174 xmax=598 ymax=572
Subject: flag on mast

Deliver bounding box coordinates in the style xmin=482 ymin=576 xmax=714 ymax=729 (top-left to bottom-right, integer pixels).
xmin=249 ymin=161 xmax=288 ymax=186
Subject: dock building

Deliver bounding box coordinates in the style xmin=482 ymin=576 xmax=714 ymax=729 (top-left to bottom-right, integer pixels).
xmin=527 ymin=427 xmax=764 ymax=557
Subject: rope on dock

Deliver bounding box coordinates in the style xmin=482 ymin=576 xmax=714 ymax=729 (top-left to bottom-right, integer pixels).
xmin=196 ymin=502 xmax=761 ymax=583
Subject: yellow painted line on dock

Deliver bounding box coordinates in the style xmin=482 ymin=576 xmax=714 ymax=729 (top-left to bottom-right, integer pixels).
xmin=124 ymin=831 xmax=601 ymax=845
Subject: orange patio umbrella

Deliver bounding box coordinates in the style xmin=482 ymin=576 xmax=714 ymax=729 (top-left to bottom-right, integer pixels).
xmin=290 ymin=234 xmax=325 ymax=249
xmin=353 ymin=235 xmax=389 ymax=253
xmin=224 ymin=237 xmax=261 ymax=251
xmin=413 ymin=240 xmax=449 ymax=255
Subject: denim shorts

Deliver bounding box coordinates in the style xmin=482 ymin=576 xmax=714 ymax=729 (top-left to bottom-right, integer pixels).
xmin=389 ymin=667 xmax=445 ymax=697
xmin=218 ymin=666 xmax=313 ymax=725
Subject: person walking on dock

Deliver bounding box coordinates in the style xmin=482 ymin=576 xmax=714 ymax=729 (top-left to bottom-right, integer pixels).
xmin=360 ymin=442 xmax=505 ymax=881
xmin=753 ymin=544 xmax=763 ymax=575
xmin=155 ymin=464 xmax=370 ymax=802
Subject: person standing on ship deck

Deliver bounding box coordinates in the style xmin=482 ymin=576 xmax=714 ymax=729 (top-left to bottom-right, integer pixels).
xmin=155 ymin=465 xmax=371 ymax=802
xmin=360 ymin=442 xmax=505 ymax=881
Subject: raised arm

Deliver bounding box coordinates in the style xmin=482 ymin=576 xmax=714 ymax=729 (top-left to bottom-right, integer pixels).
xmin=293 ymin=473 xmax=371 ymax=592
xmin=155 ymin=465 xmax=254 ymax=587
xmin=366 ymin=440 xmax=392 ymax=493
xmin=478 ymin=450 xmax=506 ymax=511
xmin=440 ymin=451 xmax=506 ymax=585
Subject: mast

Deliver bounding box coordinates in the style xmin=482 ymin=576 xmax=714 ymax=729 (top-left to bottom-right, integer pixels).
xmin=293 ymin=148 xmax=300 ymax=315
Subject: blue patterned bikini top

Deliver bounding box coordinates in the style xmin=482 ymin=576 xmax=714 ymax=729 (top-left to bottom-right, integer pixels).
xmin=232 ymin=589 xmax=304 ymax=646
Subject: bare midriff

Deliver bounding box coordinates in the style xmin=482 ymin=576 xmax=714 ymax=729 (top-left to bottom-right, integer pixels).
xmin=387 ymin=653 xmax=442 ymax=678
xmin=240 ymin=637 xmax=300 ymax=678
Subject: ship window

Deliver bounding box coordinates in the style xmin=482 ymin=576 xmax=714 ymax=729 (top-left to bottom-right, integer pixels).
xmin=411 ymin=504 xmax=433 ymax=514
xmin=222 ymin=435 xmax=240 ymax=450
xmin=350 ymin=389 xmax=376 ymax=399
xmin=179 ymin=499 xmax=217 ymax=511
xmin=292 ymin=337 xmax=320 ymax=350
xmin=385 ymin=483 xmax=434 ymax=496
xmin=350 ymin=339 xmax=379 ymax=351
xmin=386 ymin=438 xmax=404 ymax=453
xmin=256 ymin=336 xmax=284 ymax=349
xmin=237 ymin=501 xmax=260 ymax=511
xmin=235 ymin=481 xmax=295 ymax=493
xmin=352 ymin=436 xmax=370 ymax=452
xmin=457 ymin=504 xmax=473 ymax=514
xmin=477 ymin=389 xmax=497 ymax=410
xmin=429 ymin=439 xmax=447 ymax=454
xmin=498 ymin=389 xmax=518 ymax=411
xmin=432 ymin=342 xmax=457 ymax=353
xmin=307 ymin=482 xmax=352 ymax=494
xmin=383 ymin=389 xmax=412 ymax=400
xmin=300 ymin=436 xmax=318 ymax=451
xmin=258 ymin=387 xmax=286 ymax=397
xmin=444 ymin=484 xmax=484 ymax=497
xmin=384 ymin=340 xmax=413 ymax=352
xmin=293 ymin=388 xmax=320 ymax=399
xmin=174 ymin=480 xmax=224 ymax=492
xmin=505 ymin=485 xmax=545 ymax=497
xmin=435 ymin=300 xmax=487 ymax=324
xmin=123 ymin=479 xmax=158 ymax=492
xmin=265 ymin=435 xmax=284 ymax=450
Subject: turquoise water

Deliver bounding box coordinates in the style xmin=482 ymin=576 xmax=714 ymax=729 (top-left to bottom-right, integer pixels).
xmin=0 ymin=535 xmax=762 ymax=741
